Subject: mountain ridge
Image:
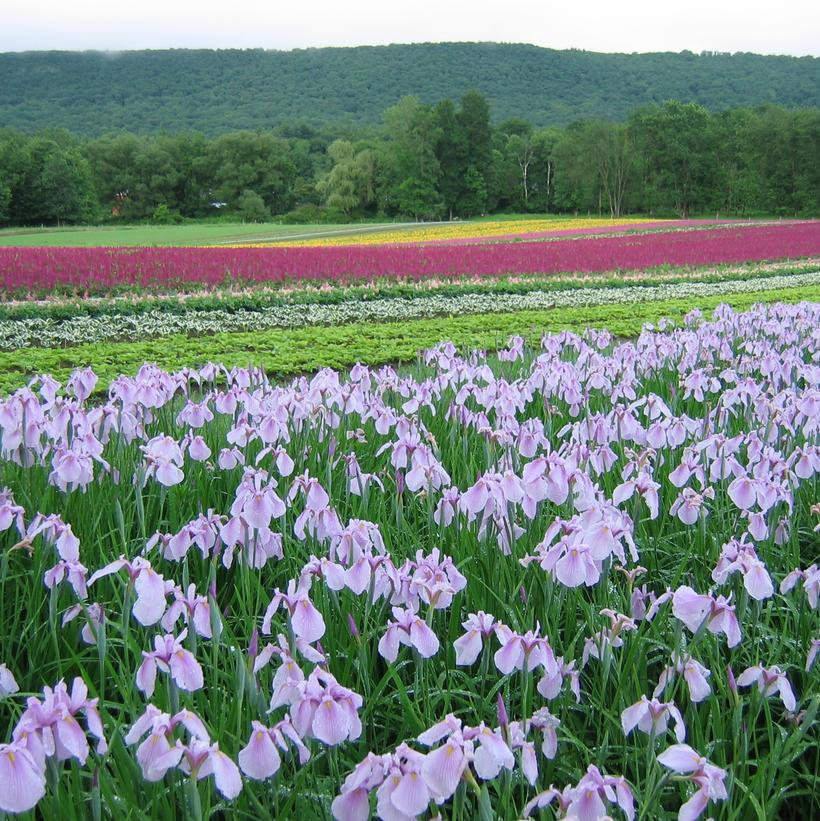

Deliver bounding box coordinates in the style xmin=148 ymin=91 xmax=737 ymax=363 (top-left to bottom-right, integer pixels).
xmin=1 ymin=42 xmax=818 ymax=135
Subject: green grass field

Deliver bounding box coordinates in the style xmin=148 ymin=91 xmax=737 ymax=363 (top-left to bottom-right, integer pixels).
xmin=0 ymin=220 xmax=460 ymax=247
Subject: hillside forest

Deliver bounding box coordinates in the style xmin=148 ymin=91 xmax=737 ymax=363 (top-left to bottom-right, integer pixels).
xmin=1 ymin=44 xmax=817 ymax=134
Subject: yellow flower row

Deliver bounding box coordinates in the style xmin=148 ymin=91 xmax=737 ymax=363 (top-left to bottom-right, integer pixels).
xmin=222 ymin=218 xmax=665 ymax=248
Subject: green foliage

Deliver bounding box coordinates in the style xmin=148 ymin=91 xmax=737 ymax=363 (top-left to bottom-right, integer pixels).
xmin=0 ymin=95 xmax=819 ymax=227
xmin=318 ymin=140 xmax=372 ymax=215
xmin=0 ymin=131 xmax=95 ymax=226
xmin=0 ymin=45 xmax=817 ymax=135
xmin=379 ymin=97 xmax=444 ymax=219
xmin=629 ymin=102 xmax=718 ymax=217
xmin=0 ymin=181 xmax=10 ymax=224
xmin=207 ymin=131 xmax=298 ymax=216
xmin=460 ymin=166 xmax=489 ymax=217
xmin=278 ymin=204 xmax=349 ymax=224
xmin=150 ymin=203 xmax=183 ymax=225
xmin=234 ymin=190 xmax=270 ymax=223
xmin=1 ymin=282 xmax=817 ymax=396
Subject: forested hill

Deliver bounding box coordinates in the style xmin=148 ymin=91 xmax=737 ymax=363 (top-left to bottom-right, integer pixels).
xmin=1 ymin=43 xmax=818 ymax=135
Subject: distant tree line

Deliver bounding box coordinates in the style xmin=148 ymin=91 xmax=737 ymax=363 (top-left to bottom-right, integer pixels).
xmin=0 ymin=96 xmax=818 ymax=227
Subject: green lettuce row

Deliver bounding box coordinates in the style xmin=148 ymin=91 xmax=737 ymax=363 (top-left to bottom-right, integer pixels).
xmin=2 ymin=284 xmax=819 ymax=396
xmin=3 ymin=269 xmax=820 ymax=351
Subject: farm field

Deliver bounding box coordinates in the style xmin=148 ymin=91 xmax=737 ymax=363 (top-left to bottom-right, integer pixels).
xmin=0 ymin=216 xmax=818 ymax=820
xmin=2 ymin=220 xmax=818 ymax=296
xmin=0 ymin=262 xmax=818 ymax=395
xmin=0 ymin=216 xmax=782 ymax=249
xmin=1 ymin=302 xmax=818 ymax=820
xmin=0 ymin=216 xmax=661 ymax=249
xmin=0 ymin=221 xmax=441 ymax=248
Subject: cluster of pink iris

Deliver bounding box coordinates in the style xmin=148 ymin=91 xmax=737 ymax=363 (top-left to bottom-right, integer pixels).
xmin=0 ymin=301 xmax=818 ymax=819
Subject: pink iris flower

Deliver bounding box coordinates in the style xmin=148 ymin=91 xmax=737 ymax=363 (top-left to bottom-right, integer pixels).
xmin=672 ymin=586 xmax=742 ymax=647
xmin=176 ymin=400 xmax=213 ymax=429
xmin=524 ymin=765 xmax=634 ymax=820
xmin=220 ymin=514 xmax=284 ymax=569
xmin=301 ymin=554 xmax=348 ymax=592
xmin=126 ymin=706 xmax=242 ymax=799
xmin=376 ymin=744 xmax=431 ymax=819
xmin=178 ymin=737 xmax=243 ymax=800
xmin=378 ymin=605 xmax=440 ymax=662
xmin=89 ymin=555 xmax=174 ymax=627
xmin=66 ymin=367 xmax=98 ymax=402
xmin=520 ymin=453 xmax=570 ymax=515
xmin=654 ymin=654 xmax=712 ymax=703
xmin=727 ymin=474 xmax=759 ymax=510
xmin=433 ymin=486 xmax=461 ymax=526
xmin=471 ymin=723 xmax=515 ymax=781
xmin=141 ymin=434 xmax=186 ymax=487
xmin=125 ymin=705 xmax=196 ymax=781
xmin=218 ymin=446 xmax=245 ymax=470
xmin=556 ymin=543 xmax=601 ymax=588
xmin=28 ymin=514 xmax=89 ymax=599
xmin=231 ymin=468 xmax=287 ymax=530
xmin=621 ymin=695 xmax=686 ymax=742
xmin=670 ymin=487 xmax=714 ymax=525
xmin=781 ymin=564 xmax=819 ymax=609
xmin=14 ymin=676 xmax=107 ymax=765
xmin=332 ymin=752 xmax=391 ymax=821
xmin=238 ymin=718 xmax=310 ymax=780
xmin=712 ymin=540 xmax=773 ymax=601
xmin=418 ymin=729 xmax=472 ymax=802
xmin=537 ymin=655 xmax=582 ymax=702
xmin=0 ymin=488 xmax=25 ymax=536
xmin=453 ymin=611 xmax=496 ymax=666
xmin=161 ymin=583 xmax=214 ymax=638
xmin=262 ymin=578 xmax=326 ymax=643
xmin=155 ymin=510 xmax=223 ymax=562
xmin=493 ymin=624 xmax=555 ymax=675
xmin=290 ymin=669 xmax=364 ymax=747
xmin=529 ymin=707 xmax=561 ymax=761
xmin=135 ymin=630 xmax=204 ymax=698
xmin=0 ymin=740 xmax=46 ymax=814
xmin=612 ymin=471 xmax=660 ymax=519
xmin=807 ymin=639 xmax=820 ymax=672
xmin=736 ymin=665 xmax=796 ymax=711
xmin=185 ymin=434 xmax=211 ymax=462
xmin=657 ymin=744 xmax=727 ymax=821
xmin=582 ymin=610 xmax=637 ymax=667
xmin=254 ymin=636 xmax=308 ymax=710
xmin=409 ymin=547 xmax=467 ymax=610
xmin=0 ymin=663 xmax=19 ymax=698
xmin=61 ymin=602 xmax=105 ymax=645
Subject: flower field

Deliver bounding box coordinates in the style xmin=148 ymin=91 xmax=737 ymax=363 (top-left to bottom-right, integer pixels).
xmin=4 ymin=268 xmax=820 ymax=351
xmin=1 ymin=215 xmax=819 ymax=820
xmin=259 ymin=219 xmax=765 ymax=248
xmin=0 ymin=300 xmax=818 ymax=819
xmin=2 ymin=222 xmax=819 ymax=296
xmin=254 ymin=218 xmax=669 ymax=247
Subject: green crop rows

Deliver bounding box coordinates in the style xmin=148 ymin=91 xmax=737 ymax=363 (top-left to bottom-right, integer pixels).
xmin=3 ymin=283 xmax=819 ymax=396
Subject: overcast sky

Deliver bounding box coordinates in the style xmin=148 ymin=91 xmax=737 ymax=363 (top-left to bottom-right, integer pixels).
xmin=1 ymin=0 xmax=818 ymax=56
